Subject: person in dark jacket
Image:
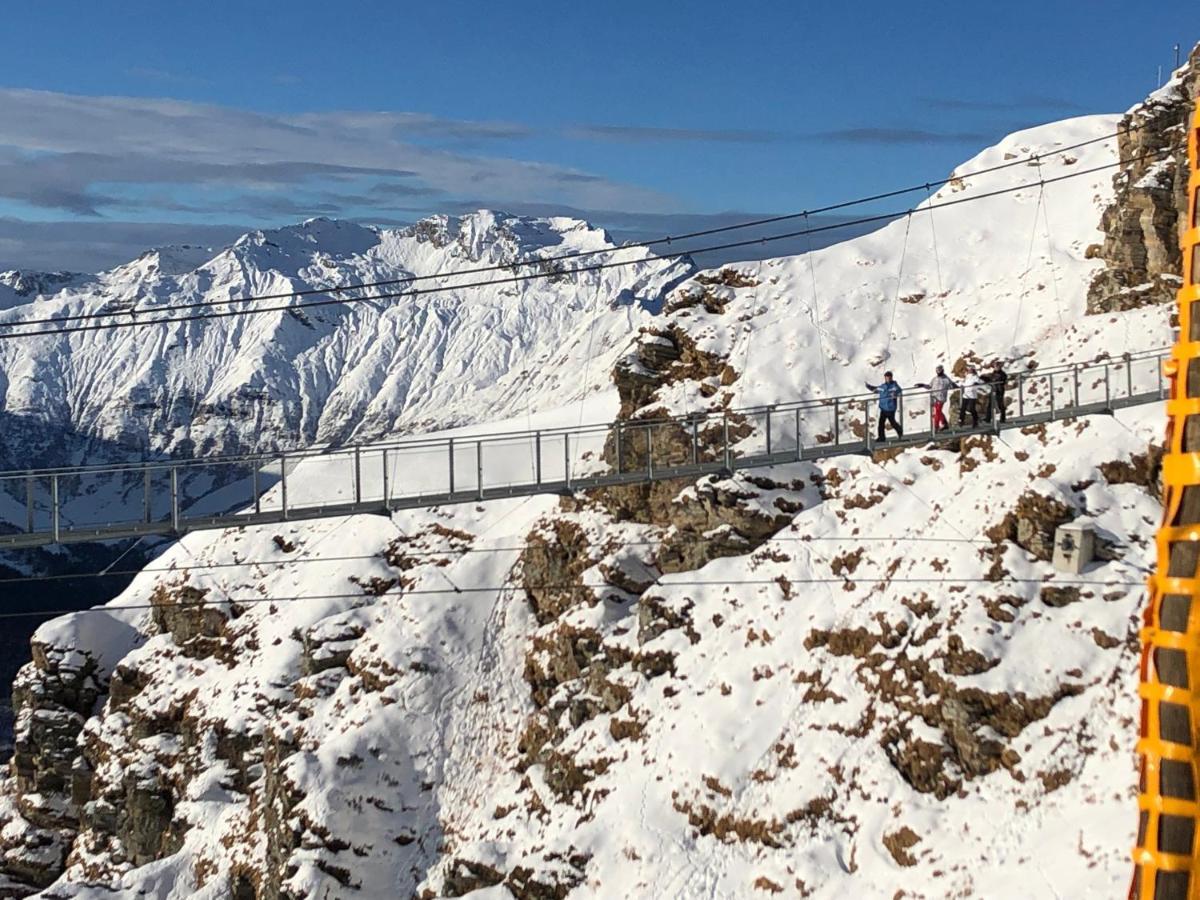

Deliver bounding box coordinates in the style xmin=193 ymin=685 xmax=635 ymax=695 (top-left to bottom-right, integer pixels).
xmin=985 ymin=362 xmax=1008 ymax=423
xmin=865 ymin=371 xmax=903 ymax=442
xmin=915 ymin=365 xmax=957 ymax=432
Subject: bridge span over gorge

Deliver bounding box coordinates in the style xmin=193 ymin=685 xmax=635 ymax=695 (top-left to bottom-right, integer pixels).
xmin=0 ymin=347 xmax=1170 ymax=551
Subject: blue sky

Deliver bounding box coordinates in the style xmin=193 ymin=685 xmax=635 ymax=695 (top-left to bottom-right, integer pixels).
xmin=0 ymin=0 xmax=1194 ymax=269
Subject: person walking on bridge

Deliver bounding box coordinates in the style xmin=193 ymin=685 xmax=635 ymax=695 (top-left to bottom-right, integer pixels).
xmin=915 ymin=365 xmax=957 ymax=433
xmin=985 ymin=361 xmax=1008 ymax=423
xmin=865 ymin=371 xmax=903 ymax=442
xmin=959 ymin=368 xmax=989 ymax=428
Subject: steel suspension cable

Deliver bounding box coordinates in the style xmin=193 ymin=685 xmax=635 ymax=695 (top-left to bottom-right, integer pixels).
xmin=0 ymin=127 xmax=1157 ymax=336
xmin=0 ymin=149 xmax=1170 ymax=343
xmin=925 ymin=183 xmax=952 ymax=359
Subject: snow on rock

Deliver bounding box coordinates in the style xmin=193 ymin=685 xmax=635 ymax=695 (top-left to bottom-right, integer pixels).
xmin=0 ymin=104 xmax=1181 ymax=897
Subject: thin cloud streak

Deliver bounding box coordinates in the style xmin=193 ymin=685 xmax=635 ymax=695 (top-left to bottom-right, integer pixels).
xmin=921 ymin=94 xmax=1086 ymax=112
xmin=566 ymin=124 xmax=795 ymax=144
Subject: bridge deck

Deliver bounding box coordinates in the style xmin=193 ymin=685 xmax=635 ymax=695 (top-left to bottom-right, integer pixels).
xmin=0 ymin=353 xmax=1166 ymax=552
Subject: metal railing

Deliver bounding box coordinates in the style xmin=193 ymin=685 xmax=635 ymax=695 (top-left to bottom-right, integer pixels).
xmin=0 ymin=347 xmax=1171 ymax=549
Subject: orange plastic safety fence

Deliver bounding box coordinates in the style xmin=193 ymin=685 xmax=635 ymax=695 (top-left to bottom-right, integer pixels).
xmin=1132 ymin=99 xmax=1200 ymax=900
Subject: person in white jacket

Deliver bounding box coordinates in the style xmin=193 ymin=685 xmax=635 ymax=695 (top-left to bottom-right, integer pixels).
xmin=958 ymin=368 xmax=990 ymax=428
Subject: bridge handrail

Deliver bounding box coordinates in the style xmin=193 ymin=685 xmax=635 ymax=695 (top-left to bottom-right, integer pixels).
xmin=0 ymin=345 xmax=1171 ymax=480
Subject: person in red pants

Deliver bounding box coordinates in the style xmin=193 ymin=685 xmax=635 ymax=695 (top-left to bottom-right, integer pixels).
xmin=915 ymin=365 xmax=957 ymax=433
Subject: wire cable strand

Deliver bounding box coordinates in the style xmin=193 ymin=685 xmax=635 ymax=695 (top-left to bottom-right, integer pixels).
xmin=0 ymin=575 xmax=1148 ymax=621
xmin=0 ymin=148 xmax=1165 ymax=342
xmin=0 ymin=121 xmax=1141 ymax=333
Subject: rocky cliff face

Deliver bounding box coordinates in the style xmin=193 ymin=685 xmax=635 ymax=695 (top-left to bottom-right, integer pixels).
xmin=0 ymin=109 xmax=1176 ymax=897
xmin=1087 ymin=42 xmax=1200 ymax=313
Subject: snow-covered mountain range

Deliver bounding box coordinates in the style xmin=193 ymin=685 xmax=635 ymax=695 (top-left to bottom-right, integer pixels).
xmin=0 ymin=211 xmax=690 ymax=469
xmin=0 ymin=46 xmax=1197 ymax=898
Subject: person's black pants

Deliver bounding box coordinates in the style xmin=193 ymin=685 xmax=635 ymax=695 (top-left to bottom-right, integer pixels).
xmin=959 ymin=398 xmax=978 ymax=427
xmin=993 ymin=388 xmax=1006 ymax=423
xmin=877 ymin=410 xmax=902 ymax=441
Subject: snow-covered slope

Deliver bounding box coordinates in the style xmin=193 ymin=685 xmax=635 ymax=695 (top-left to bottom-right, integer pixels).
xmin=0 ymin=111 xmax=1177 ymax=898
xmin=0 ymin=212 xmax=691 ymax=468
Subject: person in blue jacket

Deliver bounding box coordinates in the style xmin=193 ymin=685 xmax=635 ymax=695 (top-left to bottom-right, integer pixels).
xmin=865 ymin=371 xmax=903 ymax=442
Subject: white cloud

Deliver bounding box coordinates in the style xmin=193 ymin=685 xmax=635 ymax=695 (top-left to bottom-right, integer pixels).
xmin=0 ymin=88 xmax=672 ymax=218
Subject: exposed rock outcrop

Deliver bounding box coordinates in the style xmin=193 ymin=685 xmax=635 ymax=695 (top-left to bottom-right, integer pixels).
xmin=1087 ymin=43 xmax=1200 ymax=313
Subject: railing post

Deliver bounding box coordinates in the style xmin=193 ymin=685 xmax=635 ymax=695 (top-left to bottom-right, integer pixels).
xmin=794 ymin=407 xmax=802 ymax=461
xmin=448 ymin=438 xmax=455 ymax=495
xmin=143 ymin=468 xmax=152 ymax=524
xmin=26 ymin=473 xmax=34 ymax=534
xmin=253 ymin=465 xmax=261 ymax=514
xmin=169 ymin=469 xmax=179 ymax=535
xmin=51 ymin=475 xmax=60 ymax=543
xmin=535 ymin=431 xmax=543 ymax=484
xmin=382 ymin=449 xmax=390 ymax=506
xmin=765 ymin=408 xmax=772 ymax=458
xmin=691 ymin=419 xmax=699 ymax=466
xmin=1072 ymin=364 xmax=1080 ymax=408
xmin=865 ymin=399 xmax=873 ymax=451
xmin=1048 ymin=373 xmax=1055 ymax=419
xmin=647 ymin=425 xmax=654 ymax=479
xmin=616 ymin=425 xmax=624 ymax=475
xmin=832 ymin=399 xmax=840 ymax=445
xmin=477 ymin=441 xmax=484 ymax=500
xmin=1127 ymin=357 xmax=1134 ymax=399
xmin=280 ymin=454 xmax=288 ymax=520
xmin=564 ymin=433 xmax=571 ymax=490
xmin=1018 ymin=373 xmax=1025 ymax=418
xmin=1104 ymin=365 xmax=1111 ymax=410
xmin=723 ymin=412 xmax=732 ymax=473
xmin=354 ymin=445 xmax=362 ymax=504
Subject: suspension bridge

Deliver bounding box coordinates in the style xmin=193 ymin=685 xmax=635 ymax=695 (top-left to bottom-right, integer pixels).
xmin=0 ymin=346 xmax=1169 ymax=551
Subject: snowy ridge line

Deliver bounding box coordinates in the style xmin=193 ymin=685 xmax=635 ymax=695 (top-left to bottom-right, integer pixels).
xmin=0 ymin=347 xmax=1170 ymax=552
xmin=0 ymin=534 xmax=1010 ymax=586
xmin=0 ymin=116 xmax=1153 ymax=331
xmin=0 ymin=145 xmax=1172 ymax=340
xmin=0 ymin=577 xmax=1150 ymax=621
xmin=0 ymin=344 xmax=1172 ymax=478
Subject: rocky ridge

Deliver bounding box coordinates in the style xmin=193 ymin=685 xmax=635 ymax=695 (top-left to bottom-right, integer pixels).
xmin=1087 ymin=45 xmax=1200 ymax=313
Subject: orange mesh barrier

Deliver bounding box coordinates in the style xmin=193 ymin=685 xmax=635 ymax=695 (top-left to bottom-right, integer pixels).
xmin=1132 ymin=99 xmax=1200 ymax=900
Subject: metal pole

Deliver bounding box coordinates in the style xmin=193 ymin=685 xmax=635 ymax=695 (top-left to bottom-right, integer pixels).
xmin=26 ymin=474 xmax=34 ymax=534
xmin=448 ymin=438 xmax=455 ymax=495
xmin=765 ymin=408 xmax=772 ymax=457
xmin=1104 ymin=365 xmax=1111 ymax=410
xmin=51 ymin=475 xmax=60 ymax=543
xmin=832 ymin=399 xmax=840 ymax=445
xmin=647 ymin=425 xmax=654 ymax=479
xmin=280 ymin=454 xmax=288 ymax=520
xmin=535 ymin=431 xmax=542 ymax=485
xmin=723 ymin=413 xmax=732 ymax=472
xmin=477 ymin=441 xmax=484 ymax=500
xmin=1072 ymin=364 xmax=1080 ymax=409
xmin=564 ymin=433 xmax=571 ymax=490
xmin=169 ymin=469 xmax=179 ymax=535
xmin=1048 ymin=373 xmax=1055 ymax=419
xmin=866 ymin=399 xmax=873 ymax=451
xmin=691 ymin=419 xmax=698 ymax=466
xmin=1127 ymin=358 xmax=1134 ymax=399
xmin=382 ymin=450 xmax=390 ymax=506
xmin=1018 ymin=373 xmax=1025 ymax=418
xmin=144 ymin=468 xmax=152 ymax=524
xmin=354 ymin=446 xmax=362 ymax=505
xmin=616 ymin=425 xmax=624 ymax=474
xmin=794 ymin=407 xmax=802 ymax=461
xmin=253 ymin=465 xmax=261 ymax=514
